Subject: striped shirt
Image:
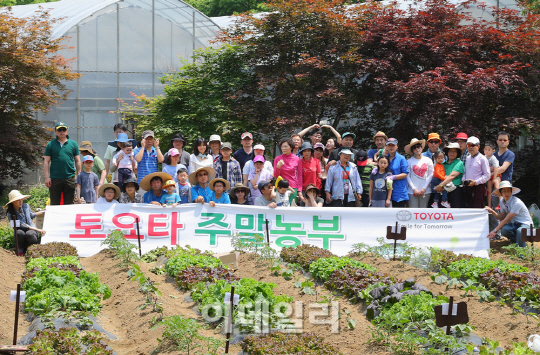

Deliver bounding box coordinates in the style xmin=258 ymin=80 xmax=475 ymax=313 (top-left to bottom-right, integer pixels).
xmin=134 ymin=147 xmax=159 ymax=184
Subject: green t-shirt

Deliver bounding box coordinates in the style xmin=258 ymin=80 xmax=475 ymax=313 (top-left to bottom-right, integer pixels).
xmin=357 ymin=163 xmax=375 ymax=192
xmin=44 ymin=137 xmax=80 ymax=179
xmin=92 ymin=156 xmax=105 ymax=178
xmin=443 ymin=158 xmax=464 ymax=186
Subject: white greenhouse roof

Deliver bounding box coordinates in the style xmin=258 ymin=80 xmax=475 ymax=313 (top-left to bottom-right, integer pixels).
xmin=8 ymin=0 xmax=220 ymax=39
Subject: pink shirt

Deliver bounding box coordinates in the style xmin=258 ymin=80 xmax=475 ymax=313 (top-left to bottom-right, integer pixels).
xmin=274 ymin=154 xmax=303 ymax=191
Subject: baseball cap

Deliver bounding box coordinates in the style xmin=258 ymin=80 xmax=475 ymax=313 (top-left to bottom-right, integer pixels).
xmin=209 ymin=134 xmax=221 ymax=143
xmin=168 ymin=148 xmax=180 ymax=156
xmin=253 ymin=155 xmax=265 ymax=163
xmin=257 ymin=180 xmax=272 ymax=191
xmin=341 ymin=132 xmax=356 ymax=139
xmin=467 ymin=136 xmax=480 ymax=145
xmin=55 ymin=122 xmax=67 ymax=130
xmin=142 ymin=130 xmax=154 ymax=139
xmin=313 ymin=142 xmax=325 ymax=150
xmin=339 ymin=148 xmax=353 ymax=156
xmin=254 ymin=144 xmax=265 ymax=150
xmin=221 ymin=142 xmax=232 ymax=150
xmin=452 ymin=132 xmax=468 ymax=141
xmin=163 ymin=180 xmax=176 ymax=188
xmin=386 ymin=138 xmax=398 ymax=146
xmin=241 ymin=132 xmax=253 ymax=140
xmin=82 ymin=155 xmax=94 ymax=163
xmin=355 ymin=150 xmax=368 ymax=166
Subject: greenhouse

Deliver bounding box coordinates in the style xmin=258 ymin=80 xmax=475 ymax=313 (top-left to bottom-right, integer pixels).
xmin=10 ymin=0 xmax=221 ymax=162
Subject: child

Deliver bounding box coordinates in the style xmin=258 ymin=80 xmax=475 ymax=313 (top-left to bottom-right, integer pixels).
xmin=369 ymin=156 xmax=393 ymax=207
xmin=113 ymin=141 xmax=137 ymax=191
xmin=355 ymin=150 xmax=375 ymax=206
xmin=76 ymin=155 xmax=100 ymax=203
xmin=160 ymin=180 xmax=181 ymax=206
xmin=175 ymin=168 xmax=191 ymax=204
xmin=97 ymin=184 xmax=120 ymax=204
xmin=249 ymin=156 xmax=273 ymax=204
xmin=430 ymin=151 xmax=450 ymax=208
xmin=163 ymin=148 xmax=187 ymax=182
xmin=484 ymin=141 xmax=501 ymax=208
xmin=208 ymin=178 xmax=231 ymax=206
xmin=274 ymin=177 xmax=295 ymax=207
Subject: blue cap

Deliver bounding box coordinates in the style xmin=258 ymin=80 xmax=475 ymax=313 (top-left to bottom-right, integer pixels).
xmin=341 ymin=132 xmax=356 ymax=139
xmin=82 ymin=155 xmax=94 ymax=163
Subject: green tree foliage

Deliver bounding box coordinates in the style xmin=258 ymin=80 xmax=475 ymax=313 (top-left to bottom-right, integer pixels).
xmin=0 ymin=0 xmax=55 ymax=6
xmin=0 ymin=10 xmax=78 ymax=181
xmin=122 ymin=45 xmax=259 ymax=147
xmin=185 ymin=0 xmax=268 ymax=17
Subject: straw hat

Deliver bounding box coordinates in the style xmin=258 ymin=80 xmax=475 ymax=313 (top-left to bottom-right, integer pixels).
xmin=3 ymin=190 xmax=31 ymax=208
xmin=229 ymin=183 xmax=250 ymax=197
xmin=98 ymin=184 xmax=121 ymax=199
xmin=373 ymin=131 xmax=388 ymax=141
xmin=443 ymin=142 xmax=463 ymax=159
xmin=404 ymin=138 xmax=426 ymax=155
xmin=188 ymin=167 xmax=216 ymax=186
xmin=492 ymin=181 xmax=521 ymax=197
xmin=209 ymin=178 xmax=230 ymax=191
xmin=140 ymin=172 xmax=173 ymax=191
xmin=79 ymin=141 xmax=96 ymax=156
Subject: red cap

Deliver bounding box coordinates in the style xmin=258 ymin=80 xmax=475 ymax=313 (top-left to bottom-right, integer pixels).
xmin=452 ymin=132 xmax=468 ymax=141
xmin=356 ymin=160 xmax=368 ymax=167
xmin=241 ymin=132 xmax=253 ymax=139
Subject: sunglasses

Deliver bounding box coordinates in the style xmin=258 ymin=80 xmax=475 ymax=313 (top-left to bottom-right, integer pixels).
xmin=56 ymin=128 xmax=67 ymax=132
xmin=428 ymin=140 xmax=440 ymax=144
xmin=412 ymin=144 xmax=422 ymax=150
xmin=467 ymin=143 xmax=478 ymax=147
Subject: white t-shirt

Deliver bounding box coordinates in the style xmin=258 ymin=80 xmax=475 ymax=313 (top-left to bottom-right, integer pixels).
xmin=113 ymin=151 xmax=137 ymax=170
xmin=406 ymin=156 xmax=434 ymax=194
xmin=500 ymin=196 xmax=533 ymax=225
xmin=275 ymin=190 xmax=292 ymax=207
xmin=188 ymin=154 xmax=213 ymax=174
xmin=97 ymin=197 xmax=119 ymax=204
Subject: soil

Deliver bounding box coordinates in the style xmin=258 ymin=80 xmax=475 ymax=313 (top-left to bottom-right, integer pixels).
xmin=4 ymin=237 xmax=540 ymax=354
xmin=0 ymin=248 xmax=32 ymax=345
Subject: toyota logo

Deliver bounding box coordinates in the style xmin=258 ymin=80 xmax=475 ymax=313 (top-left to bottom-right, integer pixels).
xmin=396 ymin=210 xmax=412 ymax=221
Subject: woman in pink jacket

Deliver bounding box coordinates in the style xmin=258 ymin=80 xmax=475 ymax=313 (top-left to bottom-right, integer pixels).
xmin=274 ymin=138 xmax=303 ymax=205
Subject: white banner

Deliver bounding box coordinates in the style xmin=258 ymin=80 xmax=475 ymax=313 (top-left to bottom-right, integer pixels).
xmin=42 ymin=204 xmax=490 ymax=257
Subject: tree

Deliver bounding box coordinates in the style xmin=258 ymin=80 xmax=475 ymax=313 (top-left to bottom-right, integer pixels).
xmin=122 ymin=45 xmax=260 ymax=148
xmin=0 ymin=9 xmax=78 ymax=181
xmin=184 ymin=0 xmax=268 ymax=17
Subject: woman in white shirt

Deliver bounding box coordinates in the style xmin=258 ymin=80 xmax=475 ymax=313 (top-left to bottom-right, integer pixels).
xmin=188 ymin=138 xmax=213 ymax=174
xmin=404 ymin=138 xmax=434 ymax=208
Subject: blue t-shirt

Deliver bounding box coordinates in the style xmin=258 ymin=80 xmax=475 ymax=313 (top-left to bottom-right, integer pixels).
xmin=369 ymin=170 xmax=393 ymax=201
xmin=143 ymin=190 xmax=166 ymax=204
xmin=494 ymin=149 xmax=515 ymax=182
xmin=209 ymin=192 xmax=231 ymax=204
xmin=134 ymin=147 xmax=159 ymax=184
xmin=160 ymin=193 xmax=181 ymax=205
xmin=176 ymin=183 xmax=190 ymax=204
xmin=162 ymin=164 xmax=187 ymax=183
xmin=191 ymin=184 xmax=212 ymax=203
xmin=387 ymin=152 xmax=409 ymax=202
xmin=367 ymin=149 xmax=378 ymax=160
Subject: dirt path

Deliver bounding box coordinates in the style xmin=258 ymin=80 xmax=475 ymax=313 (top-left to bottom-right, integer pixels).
xmin=0 ymin=248 xmax=31 ymax=345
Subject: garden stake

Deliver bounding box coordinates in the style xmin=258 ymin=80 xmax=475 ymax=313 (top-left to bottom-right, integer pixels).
xmin=521 ymin=224 xmax=540 ymax=262
xmin=386 ymin=221 xmax=406 ymax=261
xmin=434 ymin=296 xmax=469 ymax=351
xmin=136 ymin=217 xmax=142 ymax=257
xmin=11 ymin=215 xmax=20 ymax=257
xmin=265 ymin=219 xmax=270 ymax=245
xmin=13 ymin=283 xmax=21 ymax=345
xmin=224 ymin=286 xmax=235 ymax=354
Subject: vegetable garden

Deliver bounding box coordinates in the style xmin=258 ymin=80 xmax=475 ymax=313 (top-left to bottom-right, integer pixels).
xmin=2 ymin=234 xmax=540 ymax=354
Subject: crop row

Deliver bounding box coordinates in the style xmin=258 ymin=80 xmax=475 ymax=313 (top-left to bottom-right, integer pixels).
xmin=19 ymin=242 xmax=113 ymax=354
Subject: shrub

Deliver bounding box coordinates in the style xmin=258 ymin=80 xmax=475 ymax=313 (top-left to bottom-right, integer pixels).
xmin=280 ymin=244 xmax=336 ymax=270
xmin=26 ymin=256 xmax=81 ymax=270
xmin=0 ymin=225 xmax=15 ymax=249
xmin=28 ymin=328 xmax=112 ymax=355
xmin=241 ymin=332 xmax=343 ymax=355
xmin=26 ymin=242 xmax=78 ymax=259
xmin=25 ymin=185 xmax=50 ymax=211
xmin=164 ymin=254 xmax=223 ymax=277
xmin=176 ymin=266 xmax=240 ymax=290
xmin=309 ymin=257 xmax=377 ymax=281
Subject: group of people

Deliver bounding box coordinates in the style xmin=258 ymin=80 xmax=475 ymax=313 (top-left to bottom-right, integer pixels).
xmin=4 ymin=121 xmax=530 ymax=255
